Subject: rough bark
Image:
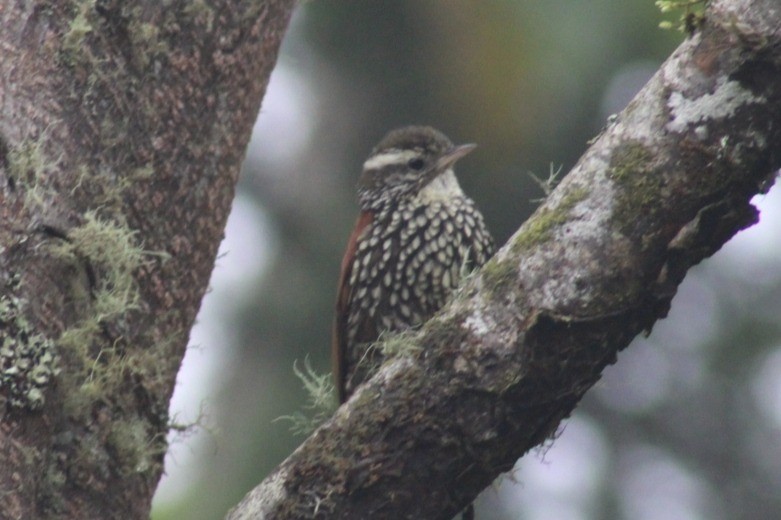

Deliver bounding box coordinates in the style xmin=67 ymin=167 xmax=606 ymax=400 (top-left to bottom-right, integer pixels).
xmin=0 ymin=1 xmax=295 ymax=518
xmin=228 ymin=1 xmax=781 ymax=519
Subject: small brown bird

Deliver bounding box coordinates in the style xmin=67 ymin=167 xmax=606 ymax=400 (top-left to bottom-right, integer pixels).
xmin=333 ymin=126 xmax=494 ymax=403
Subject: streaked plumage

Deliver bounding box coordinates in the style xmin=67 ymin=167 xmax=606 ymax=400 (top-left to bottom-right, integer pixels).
xmin=333 ymin=126 xmax=494 ymax=402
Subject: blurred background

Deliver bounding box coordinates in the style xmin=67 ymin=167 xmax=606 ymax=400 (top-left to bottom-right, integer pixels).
xmin=151 ymin=1 xmax=781 ymax=519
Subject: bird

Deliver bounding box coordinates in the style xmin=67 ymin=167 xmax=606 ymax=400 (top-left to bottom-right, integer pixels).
xmin=332 ymin=125 xmax=494 ymax=403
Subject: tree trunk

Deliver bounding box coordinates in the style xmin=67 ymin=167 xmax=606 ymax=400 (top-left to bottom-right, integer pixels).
xmin=0 ymin=1 xmax=295 ymax=518
xmin=227 ymin=1 xmax=781 ymax=518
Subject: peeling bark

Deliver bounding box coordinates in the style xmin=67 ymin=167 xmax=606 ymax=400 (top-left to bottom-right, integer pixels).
xmin=0 ymin=1 xmax=295 ymax=518
xmin=228 ymin=1 xmax=781 ymax=519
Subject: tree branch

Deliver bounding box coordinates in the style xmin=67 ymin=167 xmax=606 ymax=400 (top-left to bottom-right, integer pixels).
xmin=0 ymin=1 xmax=295 ymax=518
xmin=228 ymin=1 xmax=781 ymax=518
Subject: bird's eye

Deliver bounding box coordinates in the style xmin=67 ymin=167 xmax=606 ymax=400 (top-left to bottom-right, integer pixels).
xmin=407 ymin=158 xmax=425 ymax=170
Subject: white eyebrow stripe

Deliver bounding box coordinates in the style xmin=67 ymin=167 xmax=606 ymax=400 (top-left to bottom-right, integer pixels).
xmin=362 ymin=150 xmax=418 ymax=170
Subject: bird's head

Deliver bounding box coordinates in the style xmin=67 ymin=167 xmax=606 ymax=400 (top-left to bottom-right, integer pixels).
xmin=357 ymin=126 xmax=475 ymax=210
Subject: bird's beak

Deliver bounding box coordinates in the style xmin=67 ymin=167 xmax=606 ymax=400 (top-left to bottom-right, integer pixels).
xmin=437 ymin=143 xmax=477 ymax=171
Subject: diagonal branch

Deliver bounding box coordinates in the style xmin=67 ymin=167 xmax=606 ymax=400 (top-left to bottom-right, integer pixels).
xmin=228 ymin=1 xmax=781 ymax=518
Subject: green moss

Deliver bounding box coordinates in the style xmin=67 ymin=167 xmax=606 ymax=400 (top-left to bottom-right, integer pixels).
xmin=276 ymin=358 xmax=338 ymax=436
xmin=6 ymin=136 xmax=146 ymax=223
xmin=63 ymin=1 xmax=95 ymax=52
xmin=44 ymin=463 xmax=67 ymax=489
xmin=7 ymin=136 xmax=166 ymax=417
xmin=6 ymin=137 xmax=59 ymax=213
xmin=419 ymin=313 xmax=468 ymax=351
xmin=7 ymin=138 xmax=47 ymax=183
xmin=50 ymin=212 xmax=149 ymax=417
xmin=183 ymin=0 xmax=216 ymax=31
xmin=52 ymin=211 xmax=144 ymax=323
xmin=127 ymin=21 xmax=169 ymax=70
xmin=132 ymin=164 xmax=154 ymax=180
xmin=608 ymin=140 xmax=654 ymax=182
xmin=511 ymin=186 xmax=589 ymax=254
xmin=607 ymin=140 xmax=665 ymax=239
xmin=656 ymin=0 xmax=708 ymax=33
xmin=378 ymin=328 xmax=421 ymax=358
xmin=6 ymin=135 xmax=168 ymax=415
xmin=480 ymin=258 xmax=518 ymax=301
xmin=0 ymin=277 xmax=59 ymax=410
xmin=107 ymin=418 xmax=160 ymax=475
xmin=349 ymin=381 xmax=383 ymax=411
xmin=57 ymin=4 xmax=149 ymax=169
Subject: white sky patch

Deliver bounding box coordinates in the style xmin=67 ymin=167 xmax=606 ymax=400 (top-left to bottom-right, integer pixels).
xmin=618 ymin=446 xmax=716 ymax=520
xmin=247 ymin=63 xmax=314 ymax=171
xmin=666 ymin=78 xmax=765 ymax=133
xmin=596 ymin=337 xmax=673 ymax=413
xmin=751 ymin=347 xmax=781 ymax=430
xmin=153 ymin=195 xmax=277 ymax=508
xmin=497 ymin=415 xmax=608 ymax=519
xmin=711 ymin=183 xmax=781 ymax=289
